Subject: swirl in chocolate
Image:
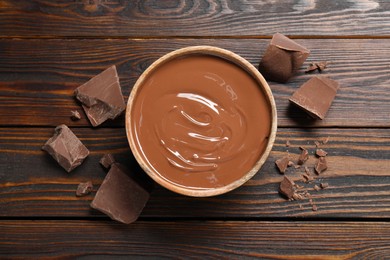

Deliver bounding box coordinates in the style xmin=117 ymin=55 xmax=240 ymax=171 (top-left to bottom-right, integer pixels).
xmin=131 ymin=55 xmax=271 ymax=189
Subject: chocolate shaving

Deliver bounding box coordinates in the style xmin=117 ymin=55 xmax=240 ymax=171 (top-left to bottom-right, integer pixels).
xmin=70 ymin=110 xmax=81 ymax=121
xmin=305 ymin=61 xmax=328 ymax=73
xmin=275 ymin=156 xmax=290 ymax=174
xmin=99 ymin=153 xmax=116 ymax=169
xmin=76 ymin=181 xmax=93 ymax=197
xmin=298 ymin=147 xmax=309 ymax=165
xmin=320 ymin=182 xmax=329 ymax=189
xmin=42 ymin=124 xmax=89 ymax=172
xmin=316 ymin=149 xmax=328 ymax=157
xmin=315 ymin=157 xmax=328 ymax=174
xmin=279 ymin=176 xmax=295 ymax=199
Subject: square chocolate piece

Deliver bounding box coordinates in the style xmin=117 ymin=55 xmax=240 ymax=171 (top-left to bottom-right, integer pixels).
xmin=289 ymin=76 xmax=339 ymax=119
xmin=91 ymin=163 xmax=153 ymax=224
xmin=259 ymin=33 xmax=310 ymax=83
xmin=42 ymin=124 xmax=89 ymax=172
xmin=74 ymin=65 xmax=125 ymax=127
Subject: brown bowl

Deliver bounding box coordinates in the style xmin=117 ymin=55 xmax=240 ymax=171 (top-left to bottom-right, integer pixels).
xmin=125 ymin=46 xmax=277 ymax=197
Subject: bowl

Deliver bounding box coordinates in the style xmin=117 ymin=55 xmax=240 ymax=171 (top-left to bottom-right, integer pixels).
xmin=125 ymin=46 xmax=277 ymax=197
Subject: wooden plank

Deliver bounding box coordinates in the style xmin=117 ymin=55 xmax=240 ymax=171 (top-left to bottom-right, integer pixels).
xmin=0 ymin=220 xmax=389 ymax=258
xmin=0 ymin=38 xmax=389 ymax=127
xmin=0 ymin=0 xmax=389 ymax=37
xmin=1 ymin=127 xmax=389 ymax=218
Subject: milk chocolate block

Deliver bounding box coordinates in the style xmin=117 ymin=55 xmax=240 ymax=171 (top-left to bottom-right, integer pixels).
xmin=289 ymin=76 xmax=339 ymax=119
xmin=42 ymin=124 xmax=89 ymax=172
xmin=259 ymin=33 xmax=310 ymax=83
xmin=91 ymin=163 xmax=153 ymax=224
xmin=74 ymin=65 xmax=125 ymax=127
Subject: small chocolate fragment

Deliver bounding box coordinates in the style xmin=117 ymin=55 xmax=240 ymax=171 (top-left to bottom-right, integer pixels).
xmin=279 ymin=176 xmax=295 ymax=199
xmin=275 ymin=156 xmax=289 ymax=174
xmin=305 ymin=61 xmax=328 ymax=73
xmin=258 ymin=33 xmax=310 ymax=83
xmin=312 ymin=204 xmax=318 ymax=211
xmin=322 ymin=136 xmax=330 ymax=144
xmin=298 ymin=147 xmax=309 ymax=165
xmin=90 ymin=163 xmax=153 ymax=224
xmin=76 ymin=181 xmax=93 ymax=197
xmin=313 ymin=185 xmax=321 ymax=191
xmin=314 ymin=140 xmax=321 ymax=148
xmin=99 ymin=153 xmax=116 ymax=169
xmin=316 ymin=149 xmax=328 ymax=157
xmin=315 ymin=157 xmax=328 ymax=174
xmin=302 ymin=173 xmax=314 ymax=182
xmin=70 ymin=110 xmax=81 ymax=121
xmin=286 ymin=140 xmax=291 ymax=147
xmin=289 ymin=76 xmax=339 ymax=120
xmin=74 ymin=65 xmax=125 ymax=127
xmin=42 ymin=124 xmax=89 ymax=172
xmin=320 ymin=182 xmax=329 ymax=189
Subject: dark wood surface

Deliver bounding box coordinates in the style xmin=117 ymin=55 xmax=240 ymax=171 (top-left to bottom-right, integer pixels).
xmin=1 ymin=0 xmax=389 ymax=258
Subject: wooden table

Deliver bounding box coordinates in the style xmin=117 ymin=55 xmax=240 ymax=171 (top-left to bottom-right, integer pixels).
xmin=1 ymin=1 xmax=390 ymax=258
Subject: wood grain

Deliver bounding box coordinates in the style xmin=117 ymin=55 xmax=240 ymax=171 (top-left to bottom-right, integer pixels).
xmin=0 ymin=220 xmax=389 ymax=258
xmin=0 ymin=38 xmax=389 ymax=127
xmin=1 ymin=127 xmax=389 ymax=218
xmin=0 ymin=0 xmax=389 ymax=37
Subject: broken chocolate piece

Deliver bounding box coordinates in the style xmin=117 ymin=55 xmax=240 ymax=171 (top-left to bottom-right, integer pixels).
xmin=76 ymin=181 xmax=93 ymax=197
xmin=99 ymin=153 xmax=116 ymax=169
xmin=289 ymin=76 xmax=339 ymax=120
xmin=275 ymin=156 xmax=289 ymax=174
xmin=305 ymin=61 xmax=328 ymax=73
xmin=70 ymin=110 xmax=81 ymax=121
xmin=315 ymin=157 xmax=328 ymax=174
xmin=42 ymin=124 xmax=89 ymax=172
xmin=314 ymin=140 xmax=321 ymax=148
xmin=298 ymin=147 xmax=309 ymax=165
xmin=320 ymin=182 xmax=329 ymax=189
xmin=279 ymin=176 xmax=295 ymax=199
xmin=316 ymin=149 xmax=328 ymax=157
xmin=313 ymin=185 xmax=321 ymax=191
xmin=259 ymin=33 xmax=310 ymax=83
xmin=312 ymin=204 xmax=318 ymax=211
xmin=90 ymin=163 xmax=153 ymax=224
xmin=74 ymin=65 xmax=125 ymax=127
xmin=302 ymin=173 xmax=314 ymax=182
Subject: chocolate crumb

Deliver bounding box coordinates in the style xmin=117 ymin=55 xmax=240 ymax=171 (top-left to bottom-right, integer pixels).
xmin=316 ymin=149 xmax=328 ymax=157
xmin=286 ymin=140 xmax=291 ymax=147
xmin=315 ymin=157 xmax=328 ymax=174
xmin=298 ymin=147 xmax=309 ymax=165
xmin=312 ymin=204 xmax=318 ymax=211
xmin=279 ymin=176 xmax=295 ymax=199
xmin=314 ymin=140 xmax=321 ymax=148
xmin=320 ymin=182 xmax=329 ymax=189
xmin=322 ymin=136 xmax=330 ymax=144
xmin=275 ymin=156 xmax=289 ymax=174
xmin=302 ymin=173 xmax=314 ymax=182
xmin=71 ymin=110 xmax=81 ymax=121
xmin=99 ymin=153 xmax=116 ymax=169
xmin=313 ymin=185 xmax=321 ymax=191
xmin=76 ymin=181 xmax=93 ymax=197
xmin=305 ymin=61 xmax=328 ymax=73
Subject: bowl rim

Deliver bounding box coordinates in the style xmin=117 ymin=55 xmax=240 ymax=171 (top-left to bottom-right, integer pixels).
xmin=125 ymin=45 xmax=277 ymax=197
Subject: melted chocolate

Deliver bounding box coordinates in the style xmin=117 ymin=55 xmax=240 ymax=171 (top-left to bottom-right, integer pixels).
xmin=130 ymin=55 xmax=272 ymax=189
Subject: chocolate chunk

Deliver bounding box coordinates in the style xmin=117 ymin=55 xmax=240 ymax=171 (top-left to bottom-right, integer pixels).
xmin=316 ymin=149 xmax=328 ymax=157
xmin=275 ymin=156 xmax=289 ymax=174
xmin=298 ymin=147 xmax=309 ymax=165
xmin=279 ymin=176 xmax=295 ymax=199
xmin=259 ymin=33 xmax=310 ymax=83
xmin=42 ymin=124 xmax=89 ymax=172
xmin=320 ymin=182 xmax=329 ymax=189
xmin=305 ymin=61 xmax=328 ymax=73
xmin=315 ymin=157 xmax=328 ymax=174
xmin=70 ymin=110 xmax=81 ymax=121
xmin=74 ymin=65 xmax=125 ymax=127
xmin=76 ymin=181 xmax=93 ymax=197
xmin=90 ymin=163 xmax=153 ymax=224
xmin=99 ymin=153 xmax=116 ymax=169
xmin=289 ymin=76 xmax=339 ymax=120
